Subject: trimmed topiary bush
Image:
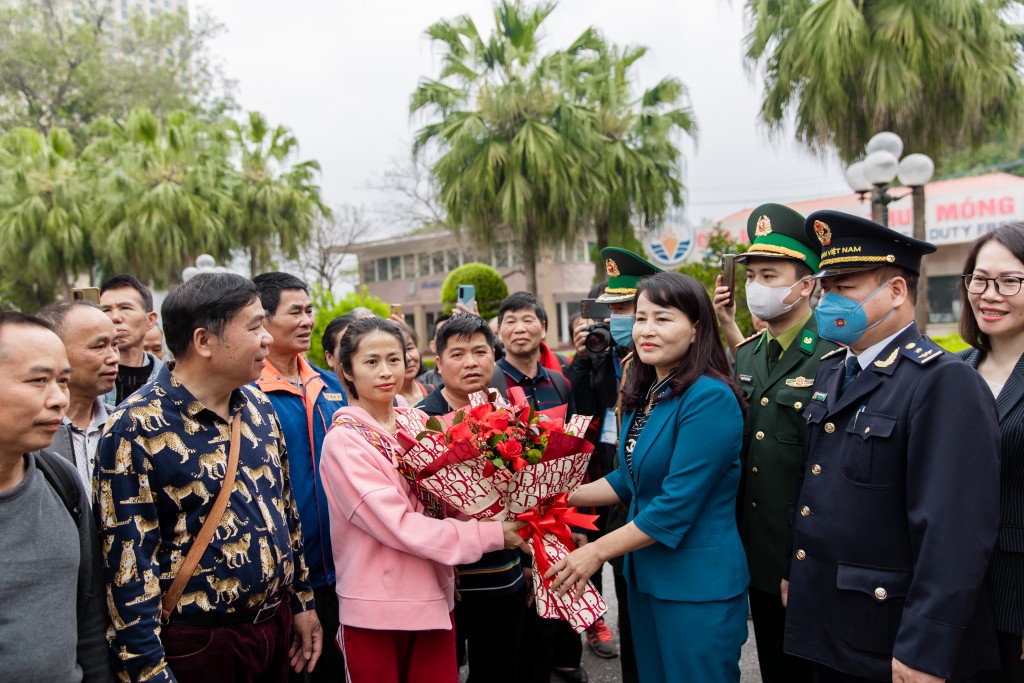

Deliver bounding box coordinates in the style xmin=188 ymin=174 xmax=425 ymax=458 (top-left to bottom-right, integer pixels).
xmin=441 ymin=262 xmax=509 ymax=321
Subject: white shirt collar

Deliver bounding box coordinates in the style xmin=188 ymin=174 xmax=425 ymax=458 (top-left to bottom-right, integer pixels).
xmin=845 ymin=323 xmax=914 ymax=369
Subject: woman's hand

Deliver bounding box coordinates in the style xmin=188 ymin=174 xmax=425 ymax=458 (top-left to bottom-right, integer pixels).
xmin=501 ymin=520 xmax=531 ymax=553
xmin=544 ymin=542 xmax=604 ymax=603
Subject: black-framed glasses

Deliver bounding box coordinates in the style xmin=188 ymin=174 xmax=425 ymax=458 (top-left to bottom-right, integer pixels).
xmin=962 ymin=274 xmax=1024 ymax=296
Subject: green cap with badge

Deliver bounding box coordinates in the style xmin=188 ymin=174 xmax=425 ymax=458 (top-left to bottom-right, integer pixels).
xmin=737 ymin=203 xmax=822 ymax=272
xmin=597 ymin=247 xmax=663 ymax=303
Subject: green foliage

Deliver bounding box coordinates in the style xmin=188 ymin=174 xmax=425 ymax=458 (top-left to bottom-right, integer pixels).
xmin=413 ymin=2 xmax=697 ymax=292
xmin=0 ymin=2 xmax=236 ymax=144
xmin=744 ymin=0 xmax=1024 ymax=163
xmin=676 ymin=225 xmax=754 ymax=338
xmin=0 ymin=106 xmax=324 ymax=310
xmin=440 ymin=262 xmax=509 ymax=320
xmin=307 ymin=286 xmax=390 ymax=368
xmin=931 ymin=333 xmax=970 ymax=353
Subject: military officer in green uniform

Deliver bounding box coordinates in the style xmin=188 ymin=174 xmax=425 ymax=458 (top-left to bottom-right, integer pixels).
xmin=713 ymin=203 xmax=837 ymax=683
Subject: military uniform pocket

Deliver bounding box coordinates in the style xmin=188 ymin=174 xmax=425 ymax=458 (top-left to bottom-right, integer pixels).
xmin=774 ymin=387 xmax=812 ymax=445
xmin=840 ymin=413 xmax=898 ymax=488
xmin=836 ymin=563 xmax=911 ymax=655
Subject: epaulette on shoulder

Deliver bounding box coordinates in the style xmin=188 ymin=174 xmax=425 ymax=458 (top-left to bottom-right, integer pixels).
xmin=820 ymin=346 xmax=846 ymax=360
xmin=737 ymin=329 xmax=766 ymax=349
xmin=901 ymin=337 xmax=945 ymax=365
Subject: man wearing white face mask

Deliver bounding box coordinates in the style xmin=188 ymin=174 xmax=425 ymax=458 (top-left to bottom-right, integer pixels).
xmin=713 ymin=202 xmax=837 ymax=683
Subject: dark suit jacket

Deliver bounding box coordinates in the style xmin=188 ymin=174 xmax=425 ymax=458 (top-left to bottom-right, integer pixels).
xmin=604 ymin=375 xmax=749 ymax=603
xmin=785 ymin=324 xmax=1000 ymax=680
xmin=962 ymin=348 xmax=1024 ymax=635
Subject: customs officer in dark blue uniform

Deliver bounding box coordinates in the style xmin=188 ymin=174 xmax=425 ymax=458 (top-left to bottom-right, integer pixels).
xmin=783 ymin=210 xmax=1001 ymax=683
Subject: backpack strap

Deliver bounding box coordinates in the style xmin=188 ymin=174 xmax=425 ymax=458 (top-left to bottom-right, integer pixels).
xmin=548 ymin=370 xmax=571 ymax=406
xmin=34 ymin=450 xmax=83 ymax=526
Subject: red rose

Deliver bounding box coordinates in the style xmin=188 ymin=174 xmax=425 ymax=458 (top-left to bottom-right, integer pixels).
xmin=469 ymin=403 xmax=492 ymax=422
xmin=496 ymin=438 xmax=524 ymax=458
xmin=448 ymin=420 xmax=474 ymax=443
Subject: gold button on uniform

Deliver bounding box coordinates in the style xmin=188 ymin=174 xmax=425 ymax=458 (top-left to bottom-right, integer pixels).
xmin=755 ymin=431 xmax=765 ymax=440
xmin=811 ymin=464 xmax=822 ymax=475
xmin=874 ymin=587 xmax=888 ymax=600
xmin=800 ymin=506 xmax=810 ymax=517
xmin=751 ymin=501 xmax=758 ymax=509
xmin=760 ymin=397 xmax=769 ymax=406
xmin=751 ymin=466 xmax=759 ymax=474
xmin=794 ymin=401 xmax=803 ymax=409
xmin=824 ymin=422 xmax=836 ymax=433
xmin=796 ymin=549 xmax=806 ymax=560
xmin=864 ymin=427 xmax=871 ymax=434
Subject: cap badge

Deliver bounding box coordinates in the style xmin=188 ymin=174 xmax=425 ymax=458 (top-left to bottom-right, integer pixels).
xmin=755 ymin=215 xmax=773 ymax=237
xmin=605 ymin=259 xmax=620 ymax=278
xmin=813 ymin=220 xmax=832 ymax=246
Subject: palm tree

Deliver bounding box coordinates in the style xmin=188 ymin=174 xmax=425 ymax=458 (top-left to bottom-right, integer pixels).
xmin=411 ymin=0 xmax=601 ymax=295
xmin=227 ymin=111 xmax=324 ymax=276
xmin=553 ymin=36 xmax=697 ymax=280
xmin=744 ymin=0 xmax=1024 ymax=163
xmin=83 ymin=108 xmax=237 ymax=285
xmin=0 ymin=126 xmax=91 ymax=309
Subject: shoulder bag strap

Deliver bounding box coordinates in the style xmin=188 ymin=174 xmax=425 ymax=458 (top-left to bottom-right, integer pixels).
xmin=161 ymin=412 xmax=241 ymax=623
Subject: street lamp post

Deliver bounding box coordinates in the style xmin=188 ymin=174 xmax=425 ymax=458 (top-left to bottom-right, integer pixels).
xmin=181 ymin=254 xmax=224 ymax=282
xmin=845 ymin=133 xmax=934 ymax=331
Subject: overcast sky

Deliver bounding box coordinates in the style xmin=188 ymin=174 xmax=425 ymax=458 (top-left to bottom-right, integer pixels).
xmin=200 ymin=0 xmax=855 ymax=229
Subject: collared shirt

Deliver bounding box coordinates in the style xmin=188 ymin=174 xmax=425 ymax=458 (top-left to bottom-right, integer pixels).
xmin=65 ymin=399 xmax=108 ymax=491
xmin=496 ymin=358 xmax=575 ymax=414
xmin=845 ymin=323 xmax=914 ymax=370
xmin=766 ymin=310 xmax=813 ymax=359
xmin=95 ymin=365 xmax=314 ymax=683
xmin=253 ymin=355 xmax=347 ymax=590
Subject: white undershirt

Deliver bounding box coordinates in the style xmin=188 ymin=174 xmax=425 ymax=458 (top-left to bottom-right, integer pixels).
xmin=844 ymin=323 xmax=914 ymax=370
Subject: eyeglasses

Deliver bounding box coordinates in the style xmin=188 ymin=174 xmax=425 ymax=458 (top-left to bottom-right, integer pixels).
xmin=962 ymin=274 xmax=1024 ymax=297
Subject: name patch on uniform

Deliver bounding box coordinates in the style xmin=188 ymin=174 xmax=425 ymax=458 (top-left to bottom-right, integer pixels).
xmin=785 ymin=376 xmax=814 ymax=388
xmin=738 ymin=374 xmax=753 ymax=384
xmin=812 ymin=391 xmax=828 ymax=402
xmin=323 ymin=393 xmax=345 ymax=401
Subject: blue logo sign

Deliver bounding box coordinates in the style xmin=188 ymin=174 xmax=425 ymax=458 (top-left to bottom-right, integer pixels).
xmin=644 ymin=221 xmax=695 ymax=267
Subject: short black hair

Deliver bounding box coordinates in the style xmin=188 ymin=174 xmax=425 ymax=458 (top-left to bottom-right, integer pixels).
xmin=431 ymin=314 xmax=453 ymax=341
xmin=498 ymin=291 xmax=547 ymax=327
xmin=161 ymin=273 xmax=260 ymax=359
xmin=36 ymin=300 xmax=102 ymax=338
xmin=100 ymin=274 xmax=154 ymax=312
xmin=436 ymin=315 xmax=496 ymax=357
xmin=0 ymin=312 xmax=55 ymax=362
xmin=323 ymin=313 xmax=358 ymax=360
xmin=252 ymin=272 xmax=309 ymax=316
xmin=336 ymin=317 xmax=407 ymax=400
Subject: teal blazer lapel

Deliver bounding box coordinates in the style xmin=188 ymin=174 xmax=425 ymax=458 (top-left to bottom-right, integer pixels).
xmin=625 ymin=400 xmax=673 ymax=482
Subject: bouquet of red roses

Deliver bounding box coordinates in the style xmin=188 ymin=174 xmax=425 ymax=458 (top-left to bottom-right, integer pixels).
xmin=394 ymin=388 xmax=607 ymax=632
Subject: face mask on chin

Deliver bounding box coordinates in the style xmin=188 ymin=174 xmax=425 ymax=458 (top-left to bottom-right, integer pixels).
xmin=814 ymin=279 xmax=895 ymax=346
xmin=744 ymin=278 xmax=806 ymax=321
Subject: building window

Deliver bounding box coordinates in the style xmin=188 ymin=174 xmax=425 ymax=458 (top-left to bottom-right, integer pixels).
xmin=928 ymin=275 xmax=961 ymax=324
xmin=390 ymin=256 xmax=402 ymax=280
xmin=418 ymin=252 xmax=430 ymax=277
xmin=377 ymin=257 xmax=389 ymax=282
xmin=446 ymin=250 xmax=461 ymax=270
xmin=494 ymin=243 xmax=509 ymax=269
xmin=363 ymin=260 xmax=376 ymax=283
xmin=403 ymin=254 xmax=416 ymax=280
xmin=432 ymin=252 xmax=445 ymax=275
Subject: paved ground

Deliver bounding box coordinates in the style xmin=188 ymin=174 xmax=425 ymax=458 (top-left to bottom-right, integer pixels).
xmin=461 ymin=563 xmax=762 ymax=682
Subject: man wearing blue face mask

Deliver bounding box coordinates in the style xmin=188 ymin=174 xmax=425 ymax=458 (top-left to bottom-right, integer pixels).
xmin=713 ymin=203 xmax=838 ymax=683
xmin=568 ymin=247 xmax=660 ymax=681
xmin=783 ymin=210 xmax=1001 ymax=683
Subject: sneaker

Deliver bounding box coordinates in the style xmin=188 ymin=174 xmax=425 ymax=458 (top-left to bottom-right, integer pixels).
xmin=585 ymin=618 xmax=619 ymax=658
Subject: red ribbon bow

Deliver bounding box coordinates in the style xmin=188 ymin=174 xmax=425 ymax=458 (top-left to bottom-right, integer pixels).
xmin=516 ymin=493 xmax=599 ymax=588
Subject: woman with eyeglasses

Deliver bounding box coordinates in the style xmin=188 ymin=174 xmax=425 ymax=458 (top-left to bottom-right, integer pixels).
xmin=960 ymin=223 xmax=1024 ymax=682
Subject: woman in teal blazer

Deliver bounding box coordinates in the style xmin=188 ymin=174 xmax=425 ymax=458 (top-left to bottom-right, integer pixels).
xmin=548 ymin=272 xmax=749 ymax=683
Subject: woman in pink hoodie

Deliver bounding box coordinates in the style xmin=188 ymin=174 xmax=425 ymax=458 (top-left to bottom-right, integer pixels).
xmin=319 ymin=317 xmax=528 ymax=683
